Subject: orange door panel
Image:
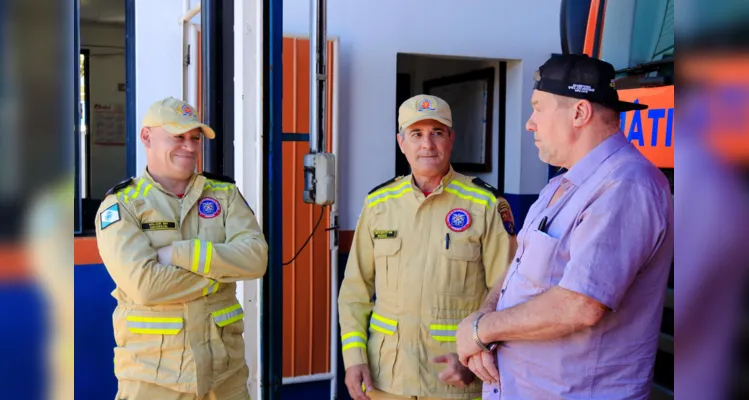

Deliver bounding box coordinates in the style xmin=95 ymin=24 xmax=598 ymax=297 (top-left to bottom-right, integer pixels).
xmin=281 ymin=37 xmax=336 ymax=378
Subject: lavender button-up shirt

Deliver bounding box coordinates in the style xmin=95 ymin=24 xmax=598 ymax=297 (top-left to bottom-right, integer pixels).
xmin=483 ymin=133 xmax=674 ymax=399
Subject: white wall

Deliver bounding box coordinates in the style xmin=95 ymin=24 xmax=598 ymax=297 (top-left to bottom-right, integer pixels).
xmin=284 ymin=0 xmax=561 ymax=230
xmin=81 ymin=23 xmax=127 ymax=199
xmin=134 ymin=0 xmax=185 ymax=174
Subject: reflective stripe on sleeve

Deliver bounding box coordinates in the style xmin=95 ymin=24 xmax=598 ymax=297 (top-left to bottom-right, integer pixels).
xmin=341 ymin=332 xmax=367 ymax=351
xmin=192 ymin=239 xmax=214 ymax=274
xmin=203 ymin=279 xmax=220 ymax=296
xmin=429 ymin=324 xmax=458 ymax=342
xmin=369 ymin=313 xmax=398 ymax=335
xmin=212 ymin=303 xmax=244 ymax=327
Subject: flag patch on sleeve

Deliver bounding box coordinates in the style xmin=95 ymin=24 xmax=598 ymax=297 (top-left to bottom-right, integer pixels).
xmin=100 ymin=203 xmax=121 ymax=230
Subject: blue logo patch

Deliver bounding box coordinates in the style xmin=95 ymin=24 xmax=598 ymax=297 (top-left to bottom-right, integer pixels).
xmin=198 ymin=197 xmax=221 ymax=219
xmin=445 ymin=208 xmax=472 ymax=232
xmin=100 ymin=203 xmax=121 ymax=230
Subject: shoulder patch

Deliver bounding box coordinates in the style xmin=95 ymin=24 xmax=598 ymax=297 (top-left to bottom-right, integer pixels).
xmin=201 ymin=171 xmax=236 ymax=184
xmin=105 ymin=177 xmax=135 ymax=197
xmin=497 ymin=200 xmax=516 ymax=236
xmin=99 ymin=203 xmax=121 ymax=230
xmin=471 ymin=177 xmax=500 ymax=198
xmin=368 ymin=176 xmax=402 ymax=195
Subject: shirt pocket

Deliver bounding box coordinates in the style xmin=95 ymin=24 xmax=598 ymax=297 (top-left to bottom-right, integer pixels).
xmin=115 ymin=308 xmax=189 ymax=387
xmin=373 ymin=238 xmax=402 ymax=293
xmin=437 ymin=238 xmax=482 ymax=295
xmin=367 ymin=311 xmax=399 ymax=385
xmin=517 ymin=230 xmax=559 ymax=289
xmin=208 ymin=299 xmax=245 ymax=378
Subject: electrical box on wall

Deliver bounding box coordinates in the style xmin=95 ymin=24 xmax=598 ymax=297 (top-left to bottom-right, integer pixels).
xmin=303 ymin=152 xmax=336 ymax=205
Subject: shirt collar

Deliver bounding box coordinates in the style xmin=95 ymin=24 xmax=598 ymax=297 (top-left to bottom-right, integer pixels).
xmin=409 ymin=165 xmax=455 ymax=196
xmin=143 ymin=167 xmax=201 ymax=197
xmin=564 ymin=133 xmax=629 ymax=186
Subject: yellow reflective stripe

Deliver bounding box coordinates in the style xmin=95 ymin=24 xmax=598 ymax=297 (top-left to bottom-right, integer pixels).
xmin=445 ymin=180 xmax=497 ymax=208
xmin=204 ymin=242 xmax=213 ymax=274
xmin=126 ymin=316 xmax=183 ymax=334
xmin=343 ymin=342 xmax=366 ymax=351
xmin=444 ymin=187 xmax=490 ymax=208
xmin=449 ymin=180 xmax=497 ymax=202
xmin=341 ymin=331 xmax=367 ymax=351
xmin=369 ymin=313 xmax=398 ymax=335
xmin=191 ymin=240 xmax=213 ymax=274
xmin=192 ymin=240 xmax=201 ymax=272
xmin=204 ymin=180 xmax=234 ymax=192
xmin=367 ymin=181 xmax=413 ymax=207
xmin=429 ymin=323 xmax=458 ymax=342
xmin=212 ymin=303 xmax=244 ymax=327
xmin=203 ymin=279 xmax=220 ymax=296
xmin=130 ymin=178 xmax=145 ymax=199
xmin=143 ymin=183 xmax=153 ymax=196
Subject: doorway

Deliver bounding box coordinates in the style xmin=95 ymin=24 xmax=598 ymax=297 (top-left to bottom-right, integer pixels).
xmin=395 ymin=53 xmax=507 ymax=193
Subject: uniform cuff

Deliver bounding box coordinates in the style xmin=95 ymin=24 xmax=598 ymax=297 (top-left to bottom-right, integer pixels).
xmin=171 ymin=240 xmax=193 ymax=270
xmin=342 ymin=348 xmax=368 ymax=370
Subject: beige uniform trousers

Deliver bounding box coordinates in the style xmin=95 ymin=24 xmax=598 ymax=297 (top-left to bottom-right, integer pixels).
xmin=115 ymin=369 xmax=250 ymax=400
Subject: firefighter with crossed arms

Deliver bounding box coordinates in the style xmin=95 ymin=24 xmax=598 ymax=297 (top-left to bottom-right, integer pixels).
xmin=338 ymin=94 xmax=517 ymax=400
xmin=96 ymin=97 xmax=268 ymax=400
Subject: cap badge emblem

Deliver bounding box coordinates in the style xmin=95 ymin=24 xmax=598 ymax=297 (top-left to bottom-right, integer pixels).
xmin=179 ymin=104 xmax=196 ymax=117
xmin=417 ymin=98 xmax=436 ymax=112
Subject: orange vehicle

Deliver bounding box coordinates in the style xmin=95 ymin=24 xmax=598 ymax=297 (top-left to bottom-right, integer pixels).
xmin=561 ymin=0 xmax=674 ymax=399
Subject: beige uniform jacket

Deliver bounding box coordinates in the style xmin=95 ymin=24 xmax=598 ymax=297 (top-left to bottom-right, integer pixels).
xmin=95 ymin=169 xmax=268 ymax=397
xmin=338 ymin=167 xmax=517 ymax=399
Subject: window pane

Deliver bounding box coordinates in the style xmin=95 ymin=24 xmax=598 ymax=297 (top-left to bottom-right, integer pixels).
xmin=600 ymin=0 xmax=674 ymax=71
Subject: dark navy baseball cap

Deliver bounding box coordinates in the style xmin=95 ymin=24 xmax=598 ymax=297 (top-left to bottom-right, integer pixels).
xmin=533 ymin=54 xmax=648 ymax=112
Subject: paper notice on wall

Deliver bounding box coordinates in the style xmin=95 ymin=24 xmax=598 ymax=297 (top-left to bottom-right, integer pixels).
xmin=93 ymin=103 xmax=126 ymax=145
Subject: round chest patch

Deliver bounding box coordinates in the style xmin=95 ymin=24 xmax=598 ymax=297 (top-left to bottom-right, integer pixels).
xmin=198 ymin=197 xmax=221 ymax=219
xmin=445 ymin=208 xmax=472 ymax=232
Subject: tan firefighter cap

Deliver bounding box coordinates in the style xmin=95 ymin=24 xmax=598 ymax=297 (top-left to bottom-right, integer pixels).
xmin=397 ymin=94 xmax=452 ymax=132
xmin=142 ymin=96 xmax=216 ymax=139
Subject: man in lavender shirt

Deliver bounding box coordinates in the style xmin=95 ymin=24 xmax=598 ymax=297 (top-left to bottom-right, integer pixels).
xmin=454 ymin=54 xmax=674 ymax=399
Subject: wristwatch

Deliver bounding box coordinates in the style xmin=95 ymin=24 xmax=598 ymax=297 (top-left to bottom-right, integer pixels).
xmin=473 ymin=312 xmax=497 ymax=352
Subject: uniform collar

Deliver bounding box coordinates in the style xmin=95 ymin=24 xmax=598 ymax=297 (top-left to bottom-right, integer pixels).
xmin=142 ymin=167 xmax=203 ymax=198
xmin=409 ymin=165 xmax=455 ymax=197
xmin=563 ymin=132 xmax=629 ymax=187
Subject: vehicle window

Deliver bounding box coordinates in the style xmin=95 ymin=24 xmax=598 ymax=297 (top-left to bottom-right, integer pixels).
xmin=600 ymin=0 xmax=674 ymax=71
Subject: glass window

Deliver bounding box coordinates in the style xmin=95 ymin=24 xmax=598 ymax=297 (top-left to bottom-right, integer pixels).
xmin=600 ymin=0 xmax=674 ymax=71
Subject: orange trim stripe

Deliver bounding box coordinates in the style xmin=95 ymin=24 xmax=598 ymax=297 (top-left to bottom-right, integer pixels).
xmin=582 ymin=0 xmax=601 ymax=57
xmin=75 ymin=237 xmax=103 ymax=265
xmin=0 ymin=245 xmax=31 ymax=281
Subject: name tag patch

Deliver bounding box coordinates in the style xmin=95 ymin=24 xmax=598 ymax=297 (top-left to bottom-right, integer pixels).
xmin=141 ymin=221 xmax=177 ymax=231
xmin=373 ymin=230 xmax=397 ymax=239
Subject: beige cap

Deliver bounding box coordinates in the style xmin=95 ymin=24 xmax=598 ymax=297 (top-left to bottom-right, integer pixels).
xmin=397 ymin=94 xmax=452 ymax=131
xmin=142 ymin=96 xmax=216 ymax=139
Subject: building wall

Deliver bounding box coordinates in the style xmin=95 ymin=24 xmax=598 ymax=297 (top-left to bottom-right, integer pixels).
xmin=283 ymin=0 xmax=562 ymax=231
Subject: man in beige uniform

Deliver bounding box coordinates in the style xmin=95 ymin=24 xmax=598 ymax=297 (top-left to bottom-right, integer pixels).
xmin=95 ymin=97 xmax=268 ymax=400
xmin=338 ymin=95 xmax=517 ymax=400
